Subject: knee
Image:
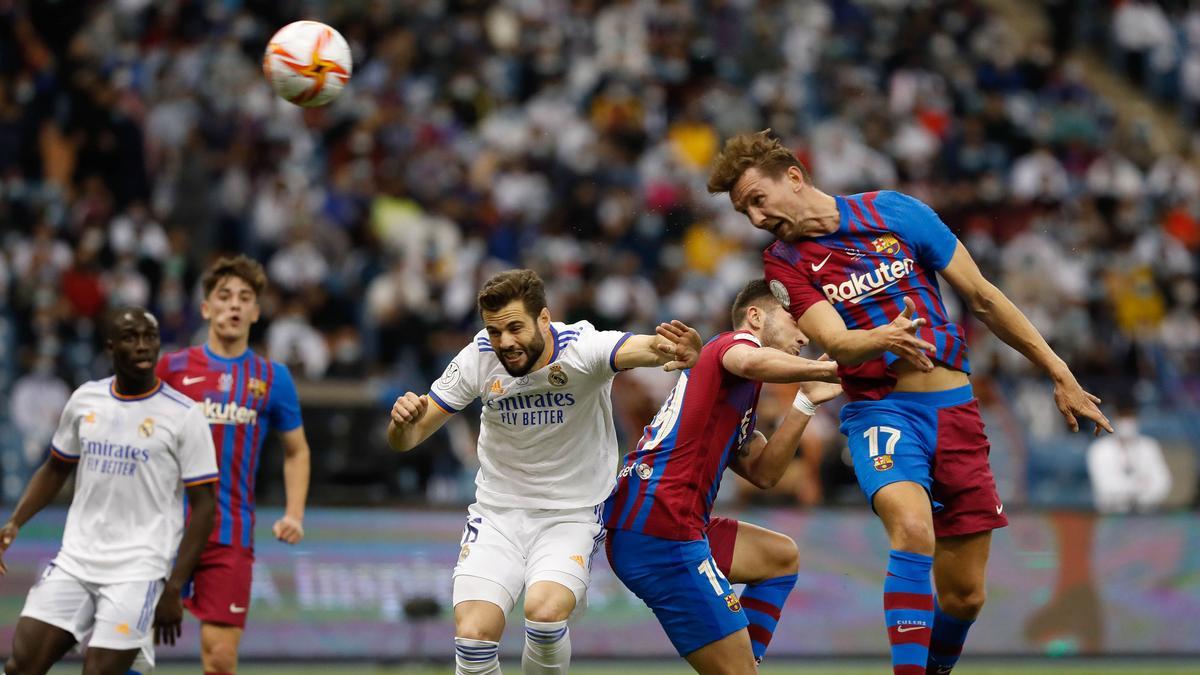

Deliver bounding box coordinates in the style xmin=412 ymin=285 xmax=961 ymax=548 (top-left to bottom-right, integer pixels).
xmin=887 ymin=517 xmax=935 ymax=555
xmin=456 ymin=621 xmax=501 ymax=642
xmin=523 ymin=597 xmax=572 ymax=624
xmin=203 ymin=639 xmax=239 ymax=673
xmin=939 ymin=587 xmax=987 ymax=620
xmin=767 ymin=534 xmax=800 ymax=577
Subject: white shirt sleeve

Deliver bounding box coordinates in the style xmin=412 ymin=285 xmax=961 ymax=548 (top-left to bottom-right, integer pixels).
xmin=178 ymin=404 xmax=219 ymax=486
xmin=49 ymin=390 xmax=83 ymax=461
xmin=570 ymin=321 xmax=634 ymax=377
xmin=428 ymin=342 xmax=484 ymax=414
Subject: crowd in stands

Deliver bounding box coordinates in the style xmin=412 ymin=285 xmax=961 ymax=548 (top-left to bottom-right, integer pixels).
xmin=1 ymin=0 xmax=1197 ymax=505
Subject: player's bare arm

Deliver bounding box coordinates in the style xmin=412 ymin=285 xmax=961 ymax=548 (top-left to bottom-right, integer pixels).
xmin=612 ymin=320 xmax=703 ymax=372
xmin=387 ymin=392 xmax=454 ymax=452
xmin=731 ymin=379 xmax=843 ymax=488
xmin=0 ymin=455 xmax=76 ymax=575
xmin=274 ymin=427 xmax=310 ymax=544
xmin=155 ymin=481 xmax=216 ymax=647
xmin=721 ymin=343 xmax=839 ymax=384
xmin=939 ymin=242 xmax=1113 ymax=436
xmin=798 ymin=297 xmax=936 ymax=372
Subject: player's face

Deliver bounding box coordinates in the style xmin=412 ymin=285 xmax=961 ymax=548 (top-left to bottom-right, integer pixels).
xmin=107 ymin=310 xmax=161 ymax=377
xmin=201 ymin=275 xmax=261 ymax=342
xmin=760 ymin=304 xmax=809 ymax=356
xmin=730 ymin=166 xmax=812 ymax=242
xmin=482 ymin=301 xmax=548 ymax=377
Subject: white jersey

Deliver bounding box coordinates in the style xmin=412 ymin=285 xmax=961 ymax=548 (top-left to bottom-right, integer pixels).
xmin=429 ymin=321 xmax=632 ymax=509
xmin=49 ymin=378 xmax=219 ymax=584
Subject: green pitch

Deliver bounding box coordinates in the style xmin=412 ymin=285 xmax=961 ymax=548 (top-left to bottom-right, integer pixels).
xmin=49 ymin=660 xmax=1200 ymax=674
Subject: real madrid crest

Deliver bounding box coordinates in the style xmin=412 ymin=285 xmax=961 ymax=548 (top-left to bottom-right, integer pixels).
xmin=138 ymin=417 xmax=155 ymax=438
xmin=548 ymin=364 xmax=568 ymax=387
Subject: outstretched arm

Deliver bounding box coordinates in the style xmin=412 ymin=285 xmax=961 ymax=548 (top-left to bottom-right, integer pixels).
xmin=388 ymin=393 xmax=455 ymax=452
xmin=0 ymin=455 xmax=76 ymax=575
xmin=612 ymin=321 xmax=703 ymax=372
xmin=732 ymin=379 xmax=843 ymax=489
xmin=939 ymin=242 xmax=1112 ymax=435
xmin=721 ymin=344 xmax=839 ymax=383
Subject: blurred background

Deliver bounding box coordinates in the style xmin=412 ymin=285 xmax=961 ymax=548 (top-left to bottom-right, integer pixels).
xmin=0 ymin=0 xmax=1198 ymax=669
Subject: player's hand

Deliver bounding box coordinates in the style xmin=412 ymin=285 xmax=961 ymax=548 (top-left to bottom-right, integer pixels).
xmin=799 ymin=379 xmax=843 ymax=405
xmin=391 ymin=392 xmax=428 ymax=428
xmin=878 ymin=296 xmax=935 ymax=372
xmin=1053 ymin=378 xmax=1113 ymax=436
xmin=656 ymin=320 xmax=702 ymax=372
xmin=273 ymin=514 xmax=305 ymax=545
xmin=0 ymin=521 xmax=17 ymax=575
xmin=153 ymin=582 xmax=184 ymax=646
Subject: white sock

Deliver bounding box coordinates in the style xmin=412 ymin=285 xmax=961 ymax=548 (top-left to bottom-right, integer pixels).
xmin=455 ymin=637 xmax=502 ymax=674
xmin=522 ymin=619 xmax=571 ymax=674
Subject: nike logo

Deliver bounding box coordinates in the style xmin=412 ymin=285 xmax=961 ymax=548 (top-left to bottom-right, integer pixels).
xmin=811 ymin=253 xmax=833 ymax=271
xmin=182 ymin=376 xmax=206 ymax=386
xmin=229 ymin=603 xmax=247 ymax=614
xmin=896 ymin=625 xmax=926 ymax=633
xmin=996 ymin=504 xmax=1004 ymax=515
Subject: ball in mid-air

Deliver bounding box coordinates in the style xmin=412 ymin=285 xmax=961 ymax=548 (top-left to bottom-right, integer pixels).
xmin=263 ymin=20 xmax=352 ymax=108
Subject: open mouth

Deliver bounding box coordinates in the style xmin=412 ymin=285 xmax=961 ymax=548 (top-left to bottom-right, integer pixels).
xmin=501 ymin=350 xmax=524 ymax=365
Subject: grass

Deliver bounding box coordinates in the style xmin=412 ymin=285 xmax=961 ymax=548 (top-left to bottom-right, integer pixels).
xmin=49 ymin=659 xmax=1200 ymax=674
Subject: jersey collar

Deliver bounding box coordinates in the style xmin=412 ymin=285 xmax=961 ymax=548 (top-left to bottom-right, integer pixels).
xmin=110 ymin=378 xmax=163 ymax=401
xmin=203 ymin=343 xmax=252 ymax=364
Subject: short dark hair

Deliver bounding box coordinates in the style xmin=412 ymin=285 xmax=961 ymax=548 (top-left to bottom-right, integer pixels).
xmin=201 ymin=255 xmax=267 ymax=298
xmin=103 ymin=306 xmax=158 ymax=339
xmin=477 ymin=269 xmax=548 ymax=319
xmin=707 ymin=129 xmax=811 ymax=194
xmin=731 ymin=279 xmax=779 ymax=328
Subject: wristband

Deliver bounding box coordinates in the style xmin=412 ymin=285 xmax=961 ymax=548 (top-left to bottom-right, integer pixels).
xmin=793 ymin=390 xmax=818 ymax=416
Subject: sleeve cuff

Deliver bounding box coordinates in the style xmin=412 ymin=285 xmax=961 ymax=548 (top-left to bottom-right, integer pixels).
xmin=49 ymin=446 xmax=80 ymax=463
xmin=427 ymin=391 xmax=459 ymax=414
xmin=183 ymin=473 xmax=220 ymax=487
xmin=608 ymin=332 xmax=634 ymax=372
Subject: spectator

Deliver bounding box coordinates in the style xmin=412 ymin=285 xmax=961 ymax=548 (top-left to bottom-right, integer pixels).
xmin=1087 ymin=402 xmax=1173 ymax=514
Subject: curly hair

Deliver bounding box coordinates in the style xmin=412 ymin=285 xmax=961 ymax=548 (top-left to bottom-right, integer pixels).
xmin=200 ymin=255 xmax=267 ymax=298
xmin=707 ymin=129 xmax=810 ymax=194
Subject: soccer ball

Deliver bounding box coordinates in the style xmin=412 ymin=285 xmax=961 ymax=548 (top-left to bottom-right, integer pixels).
xmin=262 ymin=21 xmax=352 ymax=108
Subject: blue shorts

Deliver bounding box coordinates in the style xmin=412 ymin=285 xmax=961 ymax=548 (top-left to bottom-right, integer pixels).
xmin=839 ymin=384 xmax=1008 ymax=537
xmin=605 ymin=528 xmax=747 ymax=657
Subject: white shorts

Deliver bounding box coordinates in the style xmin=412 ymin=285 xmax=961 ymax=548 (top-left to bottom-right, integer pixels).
xmin=20 ymin=564 xmax=163 ymax=665
xmin=451 ymin=502 xmax=605 ymax=615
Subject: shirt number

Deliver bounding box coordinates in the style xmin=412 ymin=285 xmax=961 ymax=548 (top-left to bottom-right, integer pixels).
xmin=697 ymin=557 xmax=729 ymax=595
xmin=863 ymin=425 xmax=901 ymax=457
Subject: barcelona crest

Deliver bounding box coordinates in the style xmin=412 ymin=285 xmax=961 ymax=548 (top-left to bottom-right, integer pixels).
xmin=872 ymin=234 xmax=900 ymax=255
xmin=247 ymin=377 xmax=268 ymax=398
xmin=873 ymin=455 xmax=894 ymax=472
xmin=724 ymin=593 xmax=742 ymax=613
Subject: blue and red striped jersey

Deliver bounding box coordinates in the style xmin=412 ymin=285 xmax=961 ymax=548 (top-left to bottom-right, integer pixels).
xmin=763 ymin=190 xmax=969 ymax=401
xmin=603 ymin=332 xmax=763 ymax=541
xmin=156 ymin=345 xmax=302 ymax=549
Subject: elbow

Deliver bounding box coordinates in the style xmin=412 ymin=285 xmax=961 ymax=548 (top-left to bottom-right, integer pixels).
xmin=744 ymin=468 xmax=781 ymax=490
xmin=966 ymin=286 xmax=1000 ymax=320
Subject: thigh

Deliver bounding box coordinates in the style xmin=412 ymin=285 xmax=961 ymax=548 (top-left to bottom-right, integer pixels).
xmin=452 ymin=504 xmax=527 ymax=614
xmin=10 ymin=616 xmax=78 ymax=674
xmin=933 ymin=531 xmax=992 ymax=598
xmin=82 ymin=645 xmax=139 ymax=675
xmin=185 ymin=544 xmax=254 ymax=628
xmin=713 ymin=520 xmax=797 ymax=585
xmin=20 ymin=564 xmax=96 ymax=645
xmin=683 ymin=628 xmax=757 ymax=675
xmin=525 ymin=506 xmax=605 ymax=603
xmin=841 ymin=401 xmax=938 ymax=511
xmin=931 ymin=401 xmax=1008 ymax=538
xmin=90 ymin=579 xmax=162 ymax=659
xmin=607 ymin=530 xmax=748 ymax=658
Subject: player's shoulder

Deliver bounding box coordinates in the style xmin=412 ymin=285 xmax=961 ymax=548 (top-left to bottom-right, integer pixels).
xmin=157 ymin=345 xmax=202 ymax=373
xmin=469 ymin=328 xmax=497 ymax=356
xmin=764 ymin=239 xmax=804 ymax=267
xmin=705 ymin=330 xmax=761 ymax=350
xmin=864 ymin=190 xmax=936 ymax=223
xmin=70 ymin=377 xmax=112 ymax=401
xmin=157 ymin=382 xmax=200 ymax=411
